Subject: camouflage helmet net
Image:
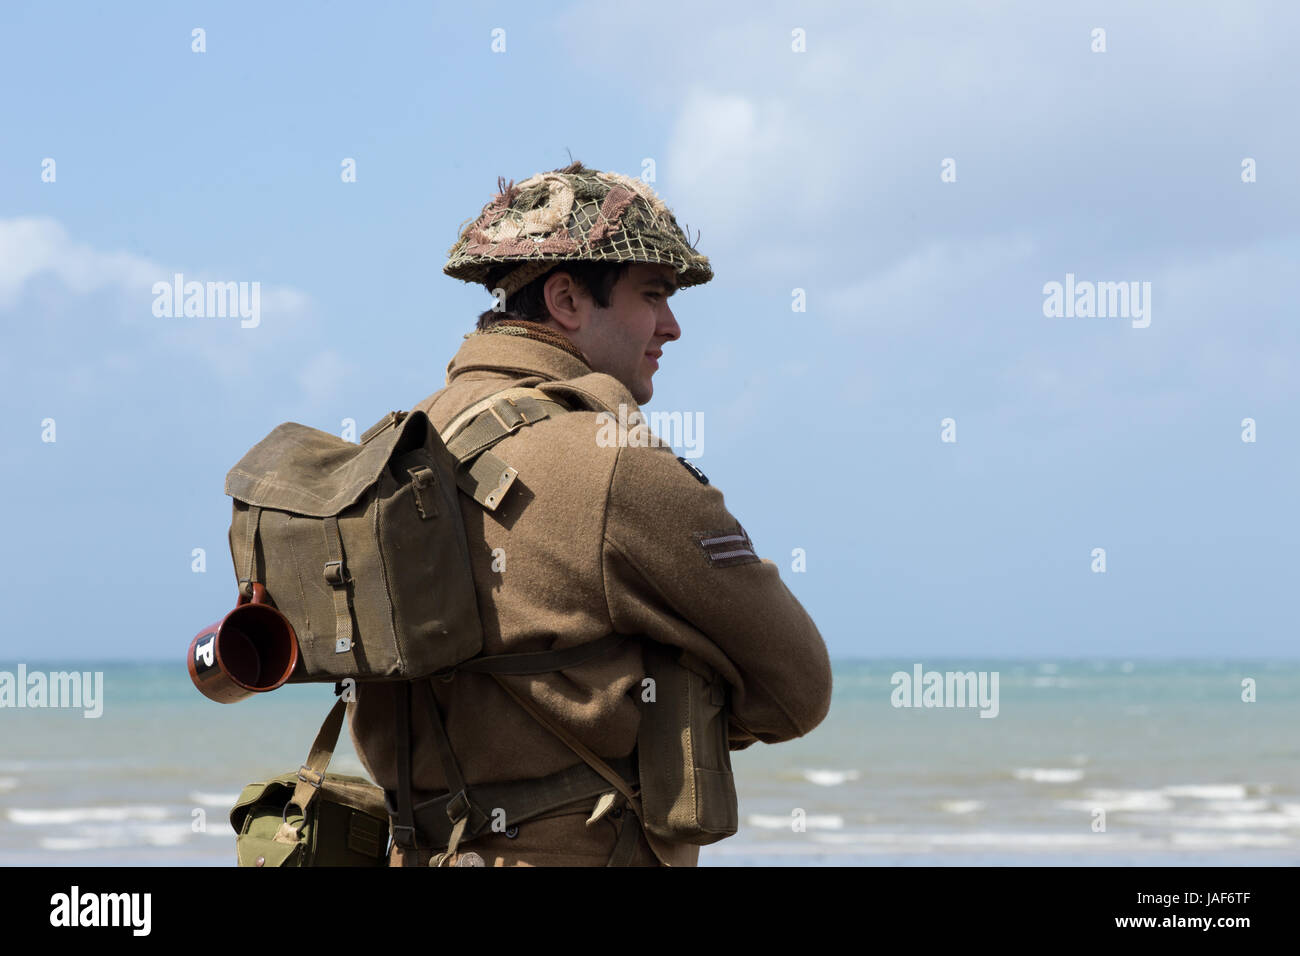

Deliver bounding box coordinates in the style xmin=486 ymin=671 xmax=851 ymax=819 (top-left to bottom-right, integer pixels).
xmin=444 ymin=161 xmax=713 ymax=299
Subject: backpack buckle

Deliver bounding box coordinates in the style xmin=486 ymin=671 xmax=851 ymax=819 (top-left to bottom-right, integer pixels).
xmin=323 ymin=560 xmax=350 ymax=587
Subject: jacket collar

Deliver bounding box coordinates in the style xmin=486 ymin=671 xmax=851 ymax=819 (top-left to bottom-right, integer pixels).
xmin=444 ymin=330 xmax=592 ymax=385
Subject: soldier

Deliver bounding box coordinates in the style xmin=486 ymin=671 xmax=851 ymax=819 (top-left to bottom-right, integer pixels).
xmin=347 ymin=161 xmax=833 ymax=866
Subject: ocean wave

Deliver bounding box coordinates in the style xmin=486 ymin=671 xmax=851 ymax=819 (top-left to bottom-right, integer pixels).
xmin=806 ymin=830 xmax=1292 ymax=850
xmin=1162 ymin=784 xmax=1248 ymax=800
xmin=939 ymin=800 xmax=984 ymax=815
xmin=0 ymin=777 xmax=17 ymax=793
xmin=747 ymin=813 xmax=844 ymax=830
xmin=801 ymin=769 xmax=860 ymax=787
xmin=8 ymin=805 xmax=171 ymax=826
xmin=1146 ymin=813 xmax=1300 ymax=831
xmin=1205 ymin=799 xmax=1270 ymax=813
xmin=809 ymin=831 xmax=1132 ymax=848
xmin=1169 ymin=832 xmax=1292 ymax=848
xmin=39 ymin=823 xmax=195 ymax=851
xmin=188 ymin=791 xmax=239 ymax=807
xmin=1060 ymin=789 xmax=1174 ymax=812
xmin=1030 ymin=677 xmax=1078 ymax=688
xmin=1014 ymin=768 xmax=1084 ymax=784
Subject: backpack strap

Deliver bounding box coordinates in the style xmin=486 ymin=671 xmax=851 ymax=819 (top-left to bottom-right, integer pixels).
xmin=271 ymin=695 xmax=347 ymax=845
xmin=440 ymin=387 xmax=570 ymax=511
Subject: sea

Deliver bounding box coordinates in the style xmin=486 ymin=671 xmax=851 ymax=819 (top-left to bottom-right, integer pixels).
xmin=1 ymin=659 xmax=1296 ymax=866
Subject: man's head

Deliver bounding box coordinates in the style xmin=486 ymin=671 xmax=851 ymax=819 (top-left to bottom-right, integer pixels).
xmin=446 ymin=161 xmax=710 ymax=401
xmin=476 ymin=260 xmax=679 ymax=403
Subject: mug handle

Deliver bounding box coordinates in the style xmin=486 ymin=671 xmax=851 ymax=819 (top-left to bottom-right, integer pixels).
xmin=237 ymin=582 xmax=269 ymax=606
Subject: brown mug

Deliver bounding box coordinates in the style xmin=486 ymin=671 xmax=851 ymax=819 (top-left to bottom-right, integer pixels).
xmin=188 ymin=583 xmax=300 ymax=703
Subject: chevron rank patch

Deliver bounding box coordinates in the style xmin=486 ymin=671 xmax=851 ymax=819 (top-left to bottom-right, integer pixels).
xmin=677 ymin=456 xmax=708 ymax=484
xmin=695 ymin=527 xmax=760 ymax=568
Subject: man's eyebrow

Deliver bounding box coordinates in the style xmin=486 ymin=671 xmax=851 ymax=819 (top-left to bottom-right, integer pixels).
xmin=641 ymin=276 xmax=678 ymax=295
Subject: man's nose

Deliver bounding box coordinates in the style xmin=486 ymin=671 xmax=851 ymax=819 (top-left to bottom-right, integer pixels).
xmin=659 ymin=303 xmax=680 ymax=342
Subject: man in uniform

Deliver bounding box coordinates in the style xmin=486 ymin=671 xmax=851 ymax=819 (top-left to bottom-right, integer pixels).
xmin=347 ymin=161 xmax=833 ymax=866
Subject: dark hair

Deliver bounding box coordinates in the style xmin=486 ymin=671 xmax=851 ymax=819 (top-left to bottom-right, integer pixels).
xmin=476 ymin=261 xmax=631 ymax=331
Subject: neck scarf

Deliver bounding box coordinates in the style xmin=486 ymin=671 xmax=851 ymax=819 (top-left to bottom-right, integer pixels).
xmin=474 ymin=319 xmax=590 ymax=366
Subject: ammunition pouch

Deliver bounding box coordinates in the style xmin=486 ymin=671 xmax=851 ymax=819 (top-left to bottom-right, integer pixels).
xmin=636 ymin=642 xmax=739 ymax=844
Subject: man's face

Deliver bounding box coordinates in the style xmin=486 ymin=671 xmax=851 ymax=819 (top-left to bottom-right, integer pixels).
xmin=551 ymin=263 xmax=681 ymax=404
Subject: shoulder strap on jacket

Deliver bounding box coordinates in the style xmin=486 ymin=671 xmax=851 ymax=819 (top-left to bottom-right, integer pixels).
xmin=441 ymin=386 xmax=570 ymax=511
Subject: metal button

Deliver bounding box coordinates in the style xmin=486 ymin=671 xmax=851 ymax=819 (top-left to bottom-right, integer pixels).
xmin=455 ymin=851 xmax=486 ymax=867
xmin=255 ymin=855 xmax=266 ymax=867
xmin=505 ymin=825 xmax=519 ymax=839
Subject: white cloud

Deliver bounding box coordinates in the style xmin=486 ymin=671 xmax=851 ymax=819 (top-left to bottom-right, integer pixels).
xmin=0 ymin=216 xmax=314 ymax=396
xmin=0 ymin=218 xmax=160 ymax=309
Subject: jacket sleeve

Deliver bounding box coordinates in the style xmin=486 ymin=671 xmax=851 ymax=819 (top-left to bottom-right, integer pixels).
xmin=601 ymin=440 xmax=833 ymax=744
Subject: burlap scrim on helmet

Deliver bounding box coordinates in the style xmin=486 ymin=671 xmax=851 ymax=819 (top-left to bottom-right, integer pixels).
xmin=444 ymin=162 xmax=712 ymax=298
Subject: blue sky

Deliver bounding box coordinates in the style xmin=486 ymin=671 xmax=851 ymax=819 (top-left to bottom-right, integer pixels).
xmin=1 ymin=1 xmax=1296 ymax=660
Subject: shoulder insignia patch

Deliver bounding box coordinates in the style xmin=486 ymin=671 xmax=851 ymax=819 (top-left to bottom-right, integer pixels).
xmin=677 ymin=456 xmax=708 ymax=485
xmin=695 ymin=527 xmax=760 ymax=568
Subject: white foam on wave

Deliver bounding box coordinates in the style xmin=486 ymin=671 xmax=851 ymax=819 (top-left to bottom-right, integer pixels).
xmin=801 ymin=769 xmax=860 ymax=787
xmin=939 ymin=800 xmax=983 ymax=815
xmin=1162 ymin=784 xmax=1248 ymax=800
xmin=8 ymin=806 xmax=171 ymax=826
xmin=748 ymin=813 xmax=843 ymax=830
xmin=809 ymin=831 xmax=1132 ymax=848
xmin=1014 ymin=768 xmax=1084 ymax=784
xmin=189 ymin=791 xmax=239 ymax=807
xmin=1030 ymin=677 xmax=1077 ymax=689
xmin=1149 ymin=813 xmax=1300 ymax=831
xmin=1060 ymin=789 xmax=1174 ymax=812
xmin=1170 ymin=832 xmax=1292 ymax=849
xmin=39 ymin=822 xmax=194 ymax=852
xmin=1205 ymin=799 xmax=1270 ymax=813
xmin=0 ymin=777 xmax=17 ymax=793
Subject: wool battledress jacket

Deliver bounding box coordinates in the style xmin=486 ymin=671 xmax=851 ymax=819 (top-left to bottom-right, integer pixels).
xmin=347 ymin=328 xmax=833 ymax=866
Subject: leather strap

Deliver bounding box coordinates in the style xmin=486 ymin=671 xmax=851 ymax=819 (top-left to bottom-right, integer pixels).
xmin=273 ymin=696 xmax=346 ymax=844
xmin=321 ymin=515 xmax=354 ymax=655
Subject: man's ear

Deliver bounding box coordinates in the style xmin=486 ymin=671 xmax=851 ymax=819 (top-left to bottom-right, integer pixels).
xmin=543 ymin=271 xmax=585 ymax=333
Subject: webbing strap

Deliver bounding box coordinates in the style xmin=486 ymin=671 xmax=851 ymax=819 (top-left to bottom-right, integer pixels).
xmin=441 ymin=386 xmax=562 ymax=443
xmin=398 ymin=681 xmax=489 ymax=865
xmin=273 ymin=696 xmax=346 ymax=845
xmin=321 ymin=515 xmax=353 ymax=655
xmin=393 ymin=683 xmax=416 ymax=849
xmin=389 ymin=754 xmax=639 ymax=850
xmin=439 ymin=387 xmax=569 ymax=511
xmin=239 ymin=505 xmax=262 ymax=597
xmin=489 ymin=674 xmax=644 ymax=826
xmin=454 ymin=633 xmax=626 ymax=676
xmin=488 ymin=672 xmax=687 ymax=865
xmin=444 ymin=396 xmax=566 ymax=464
xmin=606 ymin=809 xmax=645 ymax=867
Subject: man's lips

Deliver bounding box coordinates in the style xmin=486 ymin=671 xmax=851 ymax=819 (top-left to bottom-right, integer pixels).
xmin=645 ymin=350 xmax=661 ymax=369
